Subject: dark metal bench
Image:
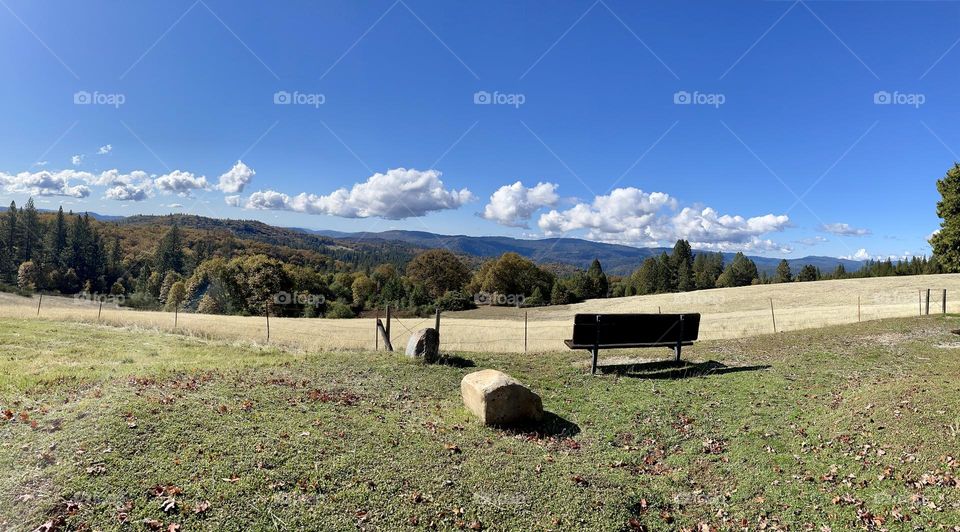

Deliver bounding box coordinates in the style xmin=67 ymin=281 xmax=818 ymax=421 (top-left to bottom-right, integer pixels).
xmin=564 ymin=313 xmax=701 ymax=374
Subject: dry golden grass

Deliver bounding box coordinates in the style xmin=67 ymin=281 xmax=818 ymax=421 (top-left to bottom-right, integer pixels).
xmin=2 ymin=273 xmax=959 ymax=353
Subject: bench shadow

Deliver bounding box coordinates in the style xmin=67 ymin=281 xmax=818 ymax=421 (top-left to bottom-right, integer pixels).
xmin=495 ymin=411 xmax=581 ymax=438
xmin=438 ymin=355 xmax=475 ymax=368
xmin=597 ymin=359 xmax=770 ymax=380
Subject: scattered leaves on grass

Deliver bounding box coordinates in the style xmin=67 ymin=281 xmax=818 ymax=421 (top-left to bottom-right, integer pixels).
xmin=444 ymin=443 xmax=461 ymax=454
xmin=571 ymin=475 xmax=589 ymax=487
xmin=240 ymin=400 xmax=254 ymax=412
xmin=142 ymin=518 xmax=163 ymax=530
xmin=307 ymin=389 xmax=360 ymax=406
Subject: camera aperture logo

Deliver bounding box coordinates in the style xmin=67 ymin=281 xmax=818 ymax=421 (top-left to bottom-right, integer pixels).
xmin=474 ymin=291 xmax=525 ymax=307
xmin=873 ymin=90 xmax=924 ymax=108
xmin=673 ymin=90 xmax=725 ymax=108
xmin=473 ymin=90 xmax=525 ymax=108
xmin=73 ymin=91 xmax=125 ymax=109
xmin=273 ymin=90 xmax=326 ymax=108
xmin=273 ymin=291 xmax=324 ymax=307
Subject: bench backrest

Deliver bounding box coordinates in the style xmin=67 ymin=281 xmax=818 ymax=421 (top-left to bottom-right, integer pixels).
xmin=570 ymin=313 xmax=701 ymax=347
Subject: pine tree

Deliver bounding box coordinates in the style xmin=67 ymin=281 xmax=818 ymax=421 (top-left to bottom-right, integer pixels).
xmin=587 ymin=258 xmax=609 ymax=298
xmin=931 ymin=163 xmax=960 ymax=272
xmin=155 ymin=225 xmax=185 ymax=275
xmin=671 ymin=240 xmax=694 ymax=292
xmin=20 ymin=198 xmax=40 ymax=263
xmin=50 ymin=206 xmax=68 ymax=268
xmin=774 ymin=259 xmax=792 ymax=283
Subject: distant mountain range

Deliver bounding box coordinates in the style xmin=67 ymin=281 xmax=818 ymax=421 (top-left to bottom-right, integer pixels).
xmin=65 ymin=211 xmax=865 ymax=276
xmin=300 ymin=228 xmax=865 ymax=276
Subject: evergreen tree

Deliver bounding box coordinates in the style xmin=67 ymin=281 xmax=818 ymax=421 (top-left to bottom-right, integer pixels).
xmin=655 ymin=253 xmax=674 ymax=293
xmin=718 ymin=252 xmax=758 ymax=287
xmin=774 ymin=259 xmax=792 ymax=283
xmin=931 ymin=163 xmax=960 ymax=271
xmin=797 ymin=264 xmax=819 ymax=282
xmin=4 ymin=201 xmax=17 ymax=267
xmin=20 ymin=198 xmax=41 ymax=263
xmin=671 ymin=240 xmax=694 ymax=292
xmin=155 ymin=225 xmax=185 ymax=275
xmin=50 ymin=206 xmax=68 ymax=269
xmin=587 ymin=258 xmax=609 ymax=297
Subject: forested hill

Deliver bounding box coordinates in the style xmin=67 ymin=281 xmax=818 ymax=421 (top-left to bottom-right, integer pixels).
xmin=110 ymin=214 xmax=416 ymax=270
xmin=302 ymin=228 xmax=865 ymax=276
xmin=85 ymin=213 xmax=866 ymax=275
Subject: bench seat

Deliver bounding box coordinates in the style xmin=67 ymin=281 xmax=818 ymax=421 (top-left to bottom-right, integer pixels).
xmin=564 ymin=313 xmax=701 ymax=374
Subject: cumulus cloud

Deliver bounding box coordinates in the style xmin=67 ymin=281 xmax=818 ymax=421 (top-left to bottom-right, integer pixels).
xmin=104 ymin=183 xmax=148 ymax=201
xmin=97 ymin=144 xmax=112 ymax=155
xmin=224 ymin=195 xmax=242 ymax=207
xmin=71 ymin=155 xmax=84 ymax=166
xmin=536 ymin=187 xmax=790 ymax=252
xmin=242 ymin=168 xmax=472 ymax=219
xmin=796 ymin=235 xmax=828 ymax=246
xmin=0 ymin=170 xmax=91 ymax=198
xmin=842 ymin=248 xmax=871 ymax=261
xmin=820 ymin=222 xmax=870 ymax=236
xmin=481 ymin=181 xmax=559 ymax=228
xmin=217 ymin=160 xmax=255 ymax=194
xmin=154 ymin=170 xmax=209 ymax=195
xmin=538 ymin=187 xmax=676 ymax=242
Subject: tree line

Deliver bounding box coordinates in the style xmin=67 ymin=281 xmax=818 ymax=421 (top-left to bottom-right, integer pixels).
xmin=0 ymin=197 xmax=948 ymax=319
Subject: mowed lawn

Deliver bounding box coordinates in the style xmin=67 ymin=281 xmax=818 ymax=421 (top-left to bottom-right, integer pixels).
xmin=0 ymin=318 xmax=958 ymax=530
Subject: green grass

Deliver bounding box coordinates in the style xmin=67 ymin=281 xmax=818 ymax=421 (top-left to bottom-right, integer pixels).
xmin=0 ymin=317 xmax=958 ymax=530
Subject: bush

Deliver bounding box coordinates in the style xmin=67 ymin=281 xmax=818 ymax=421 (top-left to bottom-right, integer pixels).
xmin=325 ymin=301 xmax=354 ymax=319
xmin=435 ymin=290 xmax=475 ymax=312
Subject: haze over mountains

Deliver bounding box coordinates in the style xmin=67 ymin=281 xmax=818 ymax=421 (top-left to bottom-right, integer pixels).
xmin=83 ymin=212 xmax=863 ymax=275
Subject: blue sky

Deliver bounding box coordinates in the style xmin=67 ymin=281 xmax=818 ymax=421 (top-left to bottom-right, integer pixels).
xmin=1 ymin=0 xmax=958 ymax=260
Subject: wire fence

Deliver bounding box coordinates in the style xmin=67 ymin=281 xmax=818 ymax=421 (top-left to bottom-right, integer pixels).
xmin=0 ymin=280 xmax=956 ymax=354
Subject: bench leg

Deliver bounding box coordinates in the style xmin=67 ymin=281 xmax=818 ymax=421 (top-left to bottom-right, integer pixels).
xmin=591 ymin=348 xmax=598 ymax=375
xmin=674 ymin=343 xmax=681 ymax=362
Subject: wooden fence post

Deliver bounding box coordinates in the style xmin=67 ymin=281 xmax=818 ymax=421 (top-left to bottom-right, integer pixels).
xmin=434 ymin=307 xmax=441 ymax=334
xmin=769 ymin=298 xmax=777 ymax=333
xmin=174 ymin=306 xmax=178 ymax=329
xmin=385 ymin=304 xmax=391 ymax=342
xmin=943 ymin=289 xmax=948 ymax=315
xmin=925 ymin=289 xmax=931 ymax=316
xmin=265 ymin=304 xmax=270 ymax=342
xmin=36 ymin=293 xmax=42 ymax=317
xmin=98 ymin=301 xmax=103 ymax=321
xmin=919 ymin=290 xmax=922 ymax=316
xmin=524 ymin=310 xmax=528 ymax=354
xmin=375 ymin=309 xmax=379 ymax=351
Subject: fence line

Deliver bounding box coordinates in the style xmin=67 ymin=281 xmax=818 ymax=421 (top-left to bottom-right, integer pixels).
xmin=2 ymin=286 xmax=955 ymax=354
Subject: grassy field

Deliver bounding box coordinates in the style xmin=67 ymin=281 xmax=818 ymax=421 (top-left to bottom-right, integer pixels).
xmin=1 ymin=274 xmax=959 ymax=354
xmin=1 ymin=315 xmax=958 ymax=530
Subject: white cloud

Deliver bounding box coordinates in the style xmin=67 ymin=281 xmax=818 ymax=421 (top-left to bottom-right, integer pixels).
xmin=217 ymin=160 xmax=255 ymax=194
xmin=242 ymin=168 xmax=472 ymax=219
xmin=820 ymin=223 xmax=870 ymax=236
xmin=89 ymin=169 xmax=152 ymax=187
xmin=796 ymin=235 xmax=828 ymax=246
xmin=224 ymin=195 xmax=242 ymax=207
xmin=33 ymin=161 xmax=48 ymax=167
xmin=97 ymin=144 xmax=112 ymax=155
xmin=245 ymin=190 xmax=293 ymax=210
xmin=154 ymin=170 xmax=209 ymax=195
xmin=842 ymin=248 xmax=871 ymax=261
xmin=481 ymin=181 xmax=559 ymax=228
xmin=104 ymin=183 xmax=148 ymax=201
xmin=0 ymin=170 xmax=91 ymax=198
xmin=71 ymin=155 xmax=84 ymax=166
xmin=167 ymin=203 xmax=183 ymax=208
xmin=536 ymin=187 xmax=790 ymax=252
